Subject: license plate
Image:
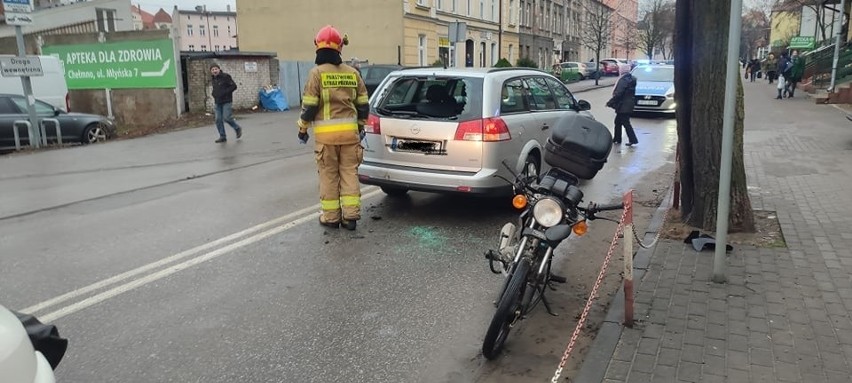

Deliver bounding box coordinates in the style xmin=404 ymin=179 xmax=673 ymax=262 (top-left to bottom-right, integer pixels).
xmin=637 ymin=100 xmax=658 ymax=106
xmin=391 ymin=138 xmax=445 ymax=154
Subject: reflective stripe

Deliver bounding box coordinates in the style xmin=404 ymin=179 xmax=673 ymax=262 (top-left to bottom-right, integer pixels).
xmin=303 ymin=95 xmax=319 ymax=106
xmin=322 ymin=89 xmax=331 ymax=120
xmin=356 ymin=95 xmax=369 ymax=105
xmin=340 ymin=195 xmax=360 ymax=207
xmin=321 ymin=199 xmax=340 ymax=210
xmin=315 ymin=123 xmax=359 ymax=134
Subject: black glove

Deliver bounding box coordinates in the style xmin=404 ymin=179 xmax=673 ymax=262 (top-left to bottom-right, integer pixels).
xmin=298 ymin=131 xmax=309 ymax=144
xmin=358 ymin=125 xmax=366 ymax=141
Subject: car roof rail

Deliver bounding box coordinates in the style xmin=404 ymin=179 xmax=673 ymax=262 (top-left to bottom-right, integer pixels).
xmin=487 ymin=67 xmax=548 ymax=74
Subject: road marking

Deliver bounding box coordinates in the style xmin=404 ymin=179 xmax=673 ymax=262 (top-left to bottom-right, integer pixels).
xmin=22 ymin=187 xmax=381 ymax=318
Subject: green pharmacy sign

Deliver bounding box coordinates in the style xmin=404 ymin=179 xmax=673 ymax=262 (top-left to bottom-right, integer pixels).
xmin=42 ymin=39 xmax=177 ymax=90
xmin=788 ymin=36 xmax=815 ymax=50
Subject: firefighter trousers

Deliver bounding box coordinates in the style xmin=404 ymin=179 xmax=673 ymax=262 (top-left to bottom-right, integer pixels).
xmin=315 ymin=142 xmax=364 ymax=223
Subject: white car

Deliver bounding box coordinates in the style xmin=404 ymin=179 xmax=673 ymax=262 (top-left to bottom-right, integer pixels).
xmin=0 ymin=305 xmax=57 ymax=383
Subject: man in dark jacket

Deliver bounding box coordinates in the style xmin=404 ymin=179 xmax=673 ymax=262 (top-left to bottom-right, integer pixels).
xmin=210 ymin=64 xmax=243 ymax=143
xmin=606 ymin=67 xmax=638 ymax=146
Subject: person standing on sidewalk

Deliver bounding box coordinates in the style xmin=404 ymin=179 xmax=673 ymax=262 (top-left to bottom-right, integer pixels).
xmin=763 ymin=53 xmax=778 ymax=84
xmin=606 ymin=66 xmax=638 ymax=146
xmin=210 ymin=64 xmax=243 ymax=143
xmin=776 ymin=52 xmax=792 ymax=99
xmin=786 ymin=50 xmax=805 ymax=98
xmin=297 ymin=25 xmax=369 ymax=231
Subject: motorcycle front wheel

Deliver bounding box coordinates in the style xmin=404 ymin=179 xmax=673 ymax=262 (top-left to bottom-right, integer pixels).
xmin=482 ymin=257 xmax=531 ymax=360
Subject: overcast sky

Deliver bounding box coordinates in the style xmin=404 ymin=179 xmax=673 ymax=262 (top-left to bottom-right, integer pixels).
xmin=133 ymin=0 xmax=236 ymax=13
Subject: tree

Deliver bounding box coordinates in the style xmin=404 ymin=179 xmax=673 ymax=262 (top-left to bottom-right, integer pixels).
xmin=674 ymin=0 xmax=756 ymax=232
xmin=582 ymin=0 xmax=620 ymax=84
xmin=638 ymin=0 xmax=675 ymax=60
xmin=619 ymin=20 xmax=640 ymax=60
xmin=741 ymin=7 xmax=771 ymax=59
xmin=781 ymin=0 xmax=832 ymax=42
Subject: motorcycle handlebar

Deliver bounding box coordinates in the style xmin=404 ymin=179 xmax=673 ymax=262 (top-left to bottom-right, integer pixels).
xmin=594 ymin=202 xmax=624 ymax=212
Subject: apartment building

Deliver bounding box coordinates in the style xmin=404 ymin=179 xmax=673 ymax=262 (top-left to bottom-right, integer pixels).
xmin=237 ymin=0 xmax=520 ymax=68
xmin=171 ymin=5 xmax=238 ymax=52
xmin=603 ymin=0 xmax=638 ymax=59
xmin=0 ymin=0 xmax=133 ymax=38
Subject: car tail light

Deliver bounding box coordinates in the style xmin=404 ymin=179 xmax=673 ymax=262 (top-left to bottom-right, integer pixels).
xmin=65 ymin=93 xmax=71 ymax=112
xmin=454 ymin=117 xmax=511 ymax=142
xmin=365 ymin=113 xmax=381 ymax=134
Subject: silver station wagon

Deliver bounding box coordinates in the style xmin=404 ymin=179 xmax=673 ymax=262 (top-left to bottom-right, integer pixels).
xmin=358 ymin=67 xmax=598 ymax=196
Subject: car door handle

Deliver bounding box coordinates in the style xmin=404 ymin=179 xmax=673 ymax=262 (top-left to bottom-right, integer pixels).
xmin=541 ymin=124 xmax=550 ymax=131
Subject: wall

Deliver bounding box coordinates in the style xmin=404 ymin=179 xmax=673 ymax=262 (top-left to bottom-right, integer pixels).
xmin=40 ymin=30 xmax=181 ymax=131
xmin=0 ymin=0 xmax=133 ymax=38
xmin=279 ymin=61 xmax=314 ymax=109
xmin=770 ymin=11 xmax=802 ymax=48
xmin=185 ymin=55 xmax=278 ymax=113
xmin=236 ymin=0 xmax=403 ymax=64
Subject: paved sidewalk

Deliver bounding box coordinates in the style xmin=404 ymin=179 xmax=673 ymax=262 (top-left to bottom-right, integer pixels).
xmin=577 ymin=79 xmax=852 ymax=382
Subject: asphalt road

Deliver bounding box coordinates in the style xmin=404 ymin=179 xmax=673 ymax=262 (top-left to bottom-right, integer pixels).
xmin=0 ymin=79 xmax=677 ymax=382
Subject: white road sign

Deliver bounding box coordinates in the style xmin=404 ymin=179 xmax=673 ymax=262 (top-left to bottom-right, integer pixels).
xmin=2 ymin=0 xmax=33 ymax=13
xmin=5 ymin=12 xmax=34 ymax=25
xmin=0 ymin=56 xmax=44 ymax=77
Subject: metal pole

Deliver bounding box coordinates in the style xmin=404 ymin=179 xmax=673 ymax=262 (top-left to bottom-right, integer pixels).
xmin=622 ymin=191 xmax=635 ymax=327
xmin=105 ymin=89 xmax=114 ymax=119
xmin=713 ymin=0 xmax=744 ymax=284
xmin=830 ymin=0 xmax=847 ymax=91
xmin=16 ymin=25 xmax=41 ymax=148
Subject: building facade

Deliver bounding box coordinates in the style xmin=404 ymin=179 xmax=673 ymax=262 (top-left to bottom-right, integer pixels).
xmin=0 ymin=0 xmax=133 ymax=38
xmin=171 ymin=5 xmax=238 ymax=52
xmin=604 ymin=0 xmax=637 ymax=59
xmin=237 ymin=0 xmax=521 ymax=68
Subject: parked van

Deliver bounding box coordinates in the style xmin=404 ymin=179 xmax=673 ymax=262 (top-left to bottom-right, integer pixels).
xmin=0 ymin=55 xmax=69 ymax=112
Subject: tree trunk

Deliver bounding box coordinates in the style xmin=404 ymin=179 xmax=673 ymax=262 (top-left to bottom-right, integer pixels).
xmin=674 ymin=0 xmax=755 ymax=233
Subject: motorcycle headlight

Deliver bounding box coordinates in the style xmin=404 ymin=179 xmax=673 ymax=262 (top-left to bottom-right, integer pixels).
xmin=533 ymin=197 xmax=564 ymax=228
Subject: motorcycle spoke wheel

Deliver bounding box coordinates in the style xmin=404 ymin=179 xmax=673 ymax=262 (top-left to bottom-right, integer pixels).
xmin=482 ymin=258 xmax=530 ymax=360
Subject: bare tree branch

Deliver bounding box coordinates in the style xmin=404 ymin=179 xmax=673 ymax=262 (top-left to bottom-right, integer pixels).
xmin=637 ymin=0 xmax=675 ymax=60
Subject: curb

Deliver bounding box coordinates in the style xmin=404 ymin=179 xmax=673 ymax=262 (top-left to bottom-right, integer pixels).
xmin=573 ymin=187 xmax=673 ymax=383
xmin=571 ymin=82 xmax=615 ymax=94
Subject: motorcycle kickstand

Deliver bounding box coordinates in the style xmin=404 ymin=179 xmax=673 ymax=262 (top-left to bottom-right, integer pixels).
xmin=541 ymin=293 xmax=559 ymax=317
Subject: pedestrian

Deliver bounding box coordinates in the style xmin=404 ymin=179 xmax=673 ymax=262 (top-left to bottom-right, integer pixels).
xmin=786 ymin=49 xmax=805 ymax=98
xmin=297 ymin=25 xmax=370 ymax=231
xmin=606 ymin=66 xmax=638 ymax=146
xmin=763 ymin=53 xmax=777 ymax=84
xmin=210 ymin=64 xmax=243 ymax=143
xmin=776 ymin=52 xmax=792 ymax=99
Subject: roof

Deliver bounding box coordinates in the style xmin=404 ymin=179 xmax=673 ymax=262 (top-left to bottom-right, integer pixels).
xmin=176 ymin=9 xmax=237 ymax=17
xmin=131 ymin=5 xmax=155 ymax=28
xmin=152 ymin=8 xmax=172 ymax=24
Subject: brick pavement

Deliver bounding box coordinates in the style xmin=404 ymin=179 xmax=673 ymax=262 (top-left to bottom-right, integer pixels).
xmin=576 ymin=79 xmax=852 ymax=383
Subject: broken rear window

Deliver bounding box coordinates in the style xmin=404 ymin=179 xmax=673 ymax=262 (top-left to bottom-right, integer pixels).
xmin=375 ymin=76 xmax=483 ymax=120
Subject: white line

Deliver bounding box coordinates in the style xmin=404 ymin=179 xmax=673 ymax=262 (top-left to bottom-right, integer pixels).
xmin=38 ymin=188 xmax=383 ymax=323
xmin=21 ymin=187 xmax=379 ymax=316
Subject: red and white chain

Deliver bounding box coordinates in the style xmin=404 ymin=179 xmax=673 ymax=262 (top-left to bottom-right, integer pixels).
xmin=551 ymin=207 xmax=629 ymax=383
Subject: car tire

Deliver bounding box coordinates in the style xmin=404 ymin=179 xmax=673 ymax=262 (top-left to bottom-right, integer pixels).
xmin=381 ymin=186 xmax=409 ymax=197
xmin=82 ymin=122 xmax=109 ymax=144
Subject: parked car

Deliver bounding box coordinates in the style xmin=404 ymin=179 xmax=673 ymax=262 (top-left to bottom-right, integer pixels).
xmin=0 ymin=93 xmax=116 ymax=148
xmin=357 ymin=67 xmax=597 ymax=196
xmin=603 ymin=58 xmax=632 ymax=74
xmin=561 ymin=62 xmax=601 ymax=81
xmin=557 ymin=62 xmax=583 ymax=82
xmin=359 ymin=64 xmax=403 ymax=97
xmin=599 ymin=60 xmax=621 ymax=76
xmin=631 ymin=65 xmax=676 ymax=115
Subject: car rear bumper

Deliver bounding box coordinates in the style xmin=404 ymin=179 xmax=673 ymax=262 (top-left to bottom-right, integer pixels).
xmin=358 ymin=161 xmax=512 ymax=196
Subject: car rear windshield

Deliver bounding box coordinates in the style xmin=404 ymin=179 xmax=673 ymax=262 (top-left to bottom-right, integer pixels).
xmin=374 ymin=76 xmax=483 ymax=120
xmin=632 ymin=66 xmax=673 ymax=82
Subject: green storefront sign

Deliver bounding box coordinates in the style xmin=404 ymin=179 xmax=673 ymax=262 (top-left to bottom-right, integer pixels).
xmin=788 ymin=36 xmax=815 ymax=50
xmin=42 ymin=39 xmax=176 ymax=90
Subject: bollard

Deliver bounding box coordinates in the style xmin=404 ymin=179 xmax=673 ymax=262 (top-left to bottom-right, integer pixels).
xmin=40 ymin=118 xmax=62 ymax=145
xmin=623 ymin=190 xmax=635 ymax=327
xmin=12 ymin=120 xmax=33 ymax=151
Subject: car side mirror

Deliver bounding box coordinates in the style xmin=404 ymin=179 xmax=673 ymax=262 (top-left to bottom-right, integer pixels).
xmin=53 ymin=108 xmax=61 ymax=116
xmin=577 ymin=100 xmax=591 ymax=111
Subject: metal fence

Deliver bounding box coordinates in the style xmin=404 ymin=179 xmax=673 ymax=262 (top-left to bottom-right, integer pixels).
xmin=278 ymin=61 xmax=314 ymax=109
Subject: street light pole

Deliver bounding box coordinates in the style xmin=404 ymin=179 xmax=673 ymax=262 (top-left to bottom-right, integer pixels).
xmin=830 ymin=0 xmax=848 ymax=91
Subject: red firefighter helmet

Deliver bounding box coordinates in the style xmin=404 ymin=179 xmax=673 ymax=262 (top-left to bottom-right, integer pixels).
xmin=314 ymin=25 xmax=349 ymax=52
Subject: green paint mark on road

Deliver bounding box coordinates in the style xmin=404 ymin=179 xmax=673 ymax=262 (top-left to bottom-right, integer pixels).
xmin=410 ymin=226 xmax=448 ymax=249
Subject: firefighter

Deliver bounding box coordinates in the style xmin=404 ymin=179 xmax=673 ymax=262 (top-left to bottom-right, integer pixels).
xmin=297 ymin=25 xmax=369 ymax=231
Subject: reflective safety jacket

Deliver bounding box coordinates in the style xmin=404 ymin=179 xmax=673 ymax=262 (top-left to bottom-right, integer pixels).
xmin=299 ymin=63 xmax=369 ymax=145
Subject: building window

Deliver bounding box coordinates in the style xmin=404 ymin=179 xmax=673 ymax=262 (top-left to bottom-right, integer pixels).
xmin=417 ymin=0 xmax=425 ymax=5
xmin=201 ymin=45 xmax=207 ymax=51
xmin=437 ymin=0 xmax=442 ymax=9
xmin=215 ymin=45 xmax=220 ymax=51
xmin=509 ymin=0 xmax=515 ymax=25
xmin=491 ymin=0 xmax=496 ymax=21
xmin=452 ymin=0 xmax=457 ymax=12
xmin=96 ymin=8 xmax=117 ymax=32
xmin=467 ymin=0 xmax=471 ymax=15
xmin=213 ymin=25 xmax=219 ymax=37
xmin=189 ymin=44 xmax=195 ymax=51
xmin=491 ymin=42 xmax=497 ymax=65
xmin=187 ymin=25 xmax=193 ymax=36
xmin=480 ymin=0 xmax=484 ymax=19
xmin=418 ymin=34 xmax=427 ymax=66
xmin=509 ymin=44 xmax=514 ymax=63
xmin=199 ymin=25 xmax=206 ymax=36
xmin=480 ymin=41 xmax=486 ymax=67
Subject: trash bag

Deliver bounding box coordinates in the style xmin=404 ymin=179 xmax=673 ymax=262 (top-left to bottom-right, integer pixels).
xmin=259 ymin=86 xmax=289 ymax=111
xmin=13 ymin=311 xmax=68 ymax=370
